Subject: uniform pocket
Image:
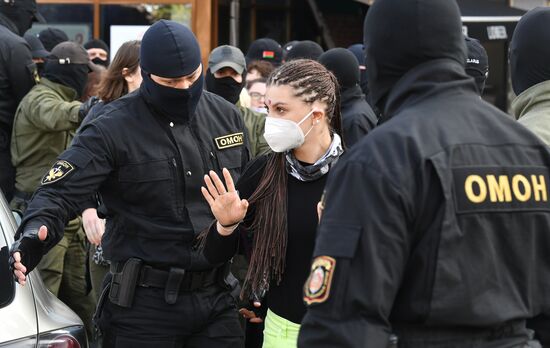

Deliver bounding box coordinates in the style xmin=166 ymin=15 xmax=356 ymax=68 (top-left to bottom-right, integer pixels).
xmin=314 ymin=223 xmax=362 ymax=258
xmin=305 ymin=223 xmax=361 ymax=309
xmin=117 ymin=159 xmax=176 ymax=217
xmin=216 ymin=148 xmax=242 ymax=170
xmin=119 ymin=159 xmax=172 ymax=183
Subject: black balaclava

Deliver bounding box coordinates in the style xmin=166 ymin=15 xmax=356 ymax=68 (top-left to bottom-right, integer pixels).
xmin=205 ymin=68 xmax=244 ymax=105
xmin=285 ymin=40 xmax=324 ymax=61
xmin=318 ymin=48 xmax=360 ymax=90
xmin=84 ymin=39 xmax=110 ymax=67
xmin=510 ymin=7 xmax=550 ymax=96
xmin=465 ymin=36 xmax=489 ymax=95
xmin=363 ymin=0 xmax=466 ymax=112
xmin=43 ymin=60 xmax=89 ymax=98
xmin=347 ymin=43 xmax=369 ymax=96
xmin=140 ymin=20 xmax=203 ymax=122
xmin=0 ymin=0 xmax=44 ymax=36
xmin=1 ymin=8 xmax=32 ymax=35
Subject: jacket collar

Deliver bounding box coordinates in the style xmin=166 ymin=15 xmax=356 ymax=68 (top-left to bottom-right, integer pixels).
xmin=383 ymin=58 xmax=477 ymax=120
xmin=40 ymin=78 xmax=78 ymax=101
xmin=340 ymin=85 xmax=365 ymax=107
xmin=0 ymin=13 xmax=19 ymax=35
xmin=512 ymin=80 xmax=550 ymax=120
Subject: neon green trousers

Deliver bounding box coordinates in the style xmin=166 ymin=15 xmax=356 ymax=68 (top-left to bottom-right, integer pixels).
xmin=262 ymin=309 xmax=301 ymax=348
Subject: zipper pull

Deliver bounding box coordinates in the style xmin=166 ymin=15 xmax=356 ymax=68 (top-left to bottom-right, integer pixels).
xmin=172 ymin=158 xmax=177 ymax=167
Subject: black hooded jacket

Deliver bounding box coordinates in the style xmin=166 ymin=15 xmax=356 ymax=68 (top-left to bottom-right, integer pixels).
xmin=319 ymin=48 xmax=378 ymax=146
xmin=0 ymin=13 xmax=36 ymax=137
xmin=340 ymin=86 xmax=377 ymax=147
xmin=298 ymin=0 xmax=550 ymax=347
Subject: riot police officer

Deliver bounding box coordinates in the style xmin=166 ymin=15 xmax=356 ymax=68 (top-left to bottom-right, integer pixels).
xmin=298 ymin=0 xmax=550 ymax=347
xmin=0 ymin=0 xmax=44 ymax=201
xmin=10 ymin=20 xmax=248 ymax=347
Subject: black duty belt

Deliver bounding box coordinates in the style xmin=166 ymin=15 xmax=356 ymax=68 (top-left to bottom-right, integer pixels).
xmin=110 ymin=262 xmax=218 ymax=292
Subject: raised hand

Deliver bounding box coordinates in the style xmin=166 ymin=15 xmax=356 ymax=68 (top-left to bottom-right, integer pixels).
xmin=201 ymin=168 xmax=249 ymax=234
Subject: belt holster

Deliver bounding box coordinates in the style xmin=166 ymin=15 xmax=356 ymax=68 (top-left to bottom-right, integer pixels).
xmin=218 ymin=262 xmax=240 ymax=300
xmin=165 ymin=267 xmax=185 ymax=304
xmin=108 ymin=258 xmax=142 ymax=308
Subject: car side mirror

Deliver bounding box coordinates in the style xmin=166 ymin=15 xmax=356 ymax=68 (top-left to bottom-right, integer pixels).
xmin=0 ymin=246 xmax=15 ymax=308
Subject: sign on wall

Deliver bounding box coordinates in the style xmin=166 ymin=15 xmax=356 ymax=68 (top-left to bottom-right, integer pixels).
xmin=110 ymin=25 xmax=150 ymax=59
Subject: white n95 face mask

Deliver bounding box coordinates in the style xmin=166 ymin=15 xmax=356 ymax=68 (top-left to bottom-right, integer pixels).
xmin=263 ymin=109 xmax=315 ymax=153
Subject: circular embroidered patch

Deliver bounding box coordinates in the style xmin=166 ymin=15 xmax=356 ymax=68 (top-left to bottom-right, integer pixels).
xmin=304 ymin=256 xmax=336 ymax=305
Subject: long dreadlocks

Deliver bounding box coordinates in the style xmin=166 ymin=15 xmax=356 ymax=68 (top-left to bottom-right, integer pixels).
xmin=241 ymin=59 xmax=344 ymax=300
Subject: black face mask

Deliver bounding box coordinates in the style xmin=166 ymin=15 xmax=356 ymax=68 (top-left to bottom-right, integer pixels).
xmin=92 ymin=57 xmax=109 ymax=68
xmin=205 ymin=69 xmax=243 ymax=105
xmin=510 ymin=7 xmax=550 ymax=96
xmin=36 ymin=62 xmax=45 ymax=77
xmin=43 ymin=62 xmax=89 ymax=99
xmin=2 ymin=7 xmax=34 ymax=36
xmin=364 ymin=0 xmax=466 ymax=113
xmin=140 ymin=70 xmax=204 ymax=122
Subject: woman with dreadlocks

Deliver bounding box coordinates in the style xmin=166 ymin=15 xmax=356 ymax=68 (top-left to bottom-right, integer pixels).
xmin=201 ymin=59 xmax=344 ymax=348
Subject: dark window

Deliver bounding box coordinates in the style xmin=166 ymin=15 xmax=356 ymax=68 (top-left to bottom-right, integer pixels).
xmin=29 ymin=4 xmax=94 ymax=44
xmin=100 ymin=4 xmax=192 ymax=47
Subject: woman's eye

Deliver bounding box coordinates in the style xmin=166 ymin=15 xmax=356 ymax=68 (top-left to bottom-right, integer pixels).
xmin=277 ymin=107 xmax=285 ymax=113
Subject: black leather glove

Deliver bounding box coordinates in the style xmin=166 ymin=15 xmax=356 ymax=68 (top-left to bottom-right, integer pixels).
xmin=9 ymin=221 xmax=48 ymax=279
xmin=78 ymin=96 xmax=100 ymax=123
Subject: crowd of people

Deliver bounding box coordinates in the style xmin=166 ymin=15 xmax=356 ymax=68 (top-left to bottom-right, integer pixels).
xmin=2 ymin=0 xmax=550 ymax=347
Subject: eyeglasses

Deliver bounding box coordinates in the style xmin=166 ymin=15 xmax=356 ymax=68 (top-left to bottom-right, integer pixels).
xmin=249 ymin=92 xmax=265 ymax=101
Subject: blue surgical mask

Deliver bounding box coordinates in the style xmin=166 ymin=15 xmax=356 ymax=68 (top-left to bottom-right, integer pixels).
xmin=251 ymin=106 xmax=268 ymax=114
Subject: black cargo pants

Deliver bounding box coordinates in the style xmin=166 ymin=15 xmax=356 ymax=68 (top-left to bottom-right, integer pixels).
xmin=97 ymin=283 xmax=243 ymax=348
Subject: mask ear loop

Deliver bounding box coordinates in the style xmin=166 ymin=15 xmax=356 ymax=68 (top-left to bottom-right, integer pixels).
xmin=297 ymin=109 xmax=316 ymax=125
xmin=300 ymin=109 xmax=318 ymax=138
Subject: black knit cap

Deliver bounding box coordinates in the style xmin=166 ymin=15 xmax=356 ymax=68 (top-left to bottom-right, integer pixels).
xmin=140 ymin=19 xmax=201 ymax=78
xmin=318 ymin=48 xmax=360 ymax=89
xmin=38 ymin=27 xmax=69 ymax=51
xmin=285 ymin=40 xmax=324 ymax=61
xmin=84 ymin=39 xmax=110 ymax=54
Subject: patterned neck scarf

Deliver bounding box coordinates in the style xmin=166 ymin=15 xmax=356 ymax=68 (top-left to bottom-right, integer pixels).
xmin=285 ymin=133 xmax=344 ymax=182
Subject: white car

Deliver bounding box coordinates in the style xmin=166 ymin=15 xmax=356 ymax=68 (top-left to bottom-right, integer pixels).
xmin=0 ymin=192 xmax=88 ymax=347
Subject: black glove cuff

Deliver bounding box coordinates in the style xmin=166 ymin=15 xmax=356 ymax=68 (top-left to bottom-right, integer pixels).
xmin=78 ymin=96 xmax=100 ymax=123
xmin=9 ymin=222 xmax=47 ymax=276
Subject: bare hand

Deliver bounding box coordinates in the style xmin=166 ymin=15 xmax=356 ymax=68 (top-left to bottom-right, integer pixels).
xmin=82 ymin=208 xmax=105 ymax=245
xmin=12 ymin=225 xmax=48 ymax=285
xmin=239 ymin=301 xmax=263 ymax=323
xmin=317 ymin=192 xmax=326 ymax=222
xmin=201 ymin=168 xmax=249 ymax=231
